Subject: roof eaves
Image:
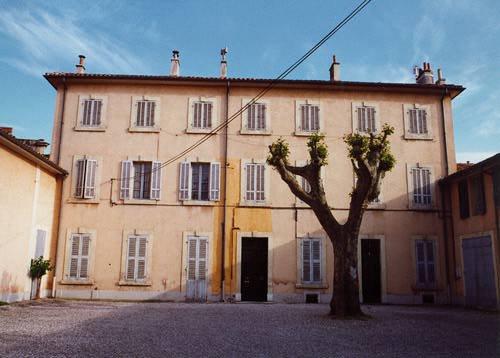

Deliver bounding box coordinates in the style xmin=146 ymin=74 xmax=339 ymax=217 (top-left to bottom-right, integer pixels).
xmin=441 ymin=153 xmax=500 ymax=183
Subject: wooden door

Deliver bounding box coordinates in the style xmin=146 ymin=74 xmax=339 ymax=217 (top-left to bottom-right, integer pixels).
xmin=186 ymin=236 xmax=208 ymax=302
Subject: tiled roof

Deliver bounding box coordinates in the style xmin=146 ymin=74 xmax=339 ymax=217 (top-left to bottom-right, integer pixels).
xmin=442 ymin=153 xmax=500 ymax=183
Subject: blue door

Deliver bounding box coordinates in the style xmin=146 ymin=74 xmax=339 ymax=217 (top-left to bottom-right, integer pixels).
xmin=462 ymin=236 xmax=497 ymax=310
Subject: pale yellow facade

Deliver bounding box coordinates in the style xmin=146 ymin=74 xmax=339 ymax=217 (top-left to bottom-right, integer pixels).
xmin=0 ymin=133 xmax=64 ymax=302
xmin=46 ymin=65 xmax=464 ymax=304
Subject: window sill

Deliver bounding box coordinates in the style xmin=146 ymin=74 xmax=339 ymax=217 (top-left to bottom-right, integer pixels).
xmin=60 ymin=279 xmax=94 ymax=285
xmin=404 ymin=134 xmax=433 ymax=141
xmin=296 ymin=283 xmax=328 ymax=289
xmin=294 ymin=131 xmax=319 ymax=137
xmin=123 ymin=199 xmax=160 ymax=205
xmin=186 ymin=128 xmax=214 ymax=134
xmin=128 ymin=127 xmax=160 ymax=133
xmin=118 ymin=280 xmax=152 ymax=287
xmin=67 ymin=198 xmax=100 ymax=204
xmin=74 ymin=126 xmax=106 ymax=132
xmin=181 ymin=200 xmax=217 ymax=206
xmin=240 ymin=129 xmax=272 ymax=136
xmin=239 ymin=201 xmax=272 ymax=208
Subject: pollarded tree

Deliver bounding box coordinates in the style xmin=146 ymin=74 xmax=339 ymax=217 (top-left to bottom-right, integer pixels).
xmin=267 ymin=125 xmax=395 ymax=318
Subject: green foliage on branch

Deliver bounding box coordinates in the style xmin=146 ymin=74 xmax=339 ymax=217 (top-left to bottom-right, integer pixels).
xmin=267 ymin=137 xmax=290 ymax=166
xmin=29 ymin=257 xmax=53 ymax=279
xmin=307 ymin=133 xmax=328 ymax=166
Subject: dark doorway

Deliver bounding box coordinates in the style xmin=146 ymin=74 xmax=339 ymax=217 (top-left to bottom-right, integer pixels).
xmin=361 ymin=239 xmax=381 ymax=303
xmin=241 ymin=237 xmax=268 ymax=301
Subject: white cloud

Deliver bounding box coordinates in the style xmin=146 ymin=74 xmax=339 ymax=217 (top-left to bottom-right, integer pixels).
xmin=456 ymin=152 xmax=498 ymax=163
xmin=0 ymin=6 xmax=148 ymax=76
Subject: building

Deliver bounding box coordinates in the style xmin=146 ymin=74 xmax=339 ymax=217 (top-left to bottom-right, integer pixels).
xmin=44 ymin=53 xmax=464 ymax=304
xmin=441 ymin=154 xmax=500 ymax=310
xmin=0 ymin=128 xmax=66 ymax=303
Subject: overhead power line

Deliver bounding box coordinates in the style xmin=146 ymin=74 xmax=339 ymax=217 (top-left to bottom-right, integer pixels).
xmin=112 ymin=0 xmax=372 ymax=183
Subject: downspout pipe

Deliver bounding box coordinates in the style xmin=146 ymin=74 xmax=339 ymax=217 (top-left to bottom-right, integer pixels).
xmin=53 ymin=77 xmax=67 ymax=297
xmin=441 ymin=89 xmax=450 ymax=176
xmin=220 ymin=79 xmax=230 ymax=301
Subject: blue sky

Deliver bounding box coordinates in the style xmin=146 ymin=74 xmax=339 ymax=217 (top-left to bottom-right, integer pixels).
xmin=0 ymin=0 xmax=498 ymax=163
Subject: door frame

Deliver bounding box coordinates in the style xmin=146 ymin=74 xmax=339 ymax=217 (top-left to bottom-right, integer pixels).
xmin=236 ymin=231 xmax=273 ymax=301
xmin=181 ymin=231 xmax=213 ymax=300
xmin=459 ymin=231 xmax=499 ymax=309
xmin=357 ymin=235 xmax=387 ymax=303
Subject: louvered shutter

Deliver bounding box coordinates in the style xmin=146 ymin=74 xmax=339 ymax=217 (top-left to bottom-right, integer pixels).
xmin=120 ymin=161 xmax=132 ymax=200
xmin=74 ymin=159 xmax=85 ymax=198
xmin=83 ymin=159 xmax=97 ymax=199
xmin=210 ymin=162 xmax=221 ymax=201
xmin=193 ymin=102 xmax=201 ymax=128
xmin=256 ymin=164 xmax=265 ymax=201
xmin=416 ymin=241 xmax=426 ymax=284
xmin=312 ymin=106 xmax=319 ymax=131
xmin=94 ymin=100 xmax=102 ymax=126
xmin=302 ymin=239 xmax=311 ymax=282
xmin=425 ymin=241 xmax=435 ymax=284
xmin=245 ymin=164 xmax=254 ymax=201
xmin=205 ymin=103 xmax=212 ymax=128
xmin=69 ymin=235 xmax=80 ymax=278
xmin=409 ymin=109 xmax=417 ymax=133
xmin=82 ymin=100 xmax=90 ymax=126
xmin=179 ymin=162 xmax=191 ymax=200
xmin=79 ymin=235 xmax=90 ymax=278
xmin=312 ymin=239 xmax=321 ymax=282
xmin=187 ymin=237 xmax=197 ymax=280
xmin=258 ymin=104 xmax=266 ymax=130
xmin=151 ymin=161 xmax=162 ymax=200
xmin=137 ymin=237 xmax=147 ymax=280
xmin=301 ymin=105 xmax=307 ymax=131
xmin=126 ymin=237 xmax=137 ymax=280
xmin=198 ymin=238 xmax=207 ymax=280
xmin=420 ymin=110 xmax=428 ymax=134
xmin=136 ymin=101 xmax=144 ymax=126
xmin=357 ymin=107 xmax=363 ymax=131
xmin=367 ymin=107 xmax=375 ymax=132
xmin=148 ymin=101 xmax=156 ymax=126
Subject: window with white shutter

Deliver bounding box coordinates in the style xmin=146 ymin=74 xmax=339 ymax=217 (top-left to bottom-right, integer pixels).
xmin=192 ymin=101 xmax=213 ymax=129
xmin=300 ymin=104 xmax=320 ymax=132
xmin=245 ymin=163 xmax=265 ymax=202
xmin=302 ymin=238 xmax=322 ymax=284
xmin=68 ymin=234 xmax=91 ymax=280
xmin=76 ymin=96 xmax=107 ymax=131
xmin=120 ymin=160 xmax=162 ymax=201
xmin=415 ymin=239 xmax=436 ymax=287
xmin=178 ymin=161 xmax=220 ymax=202
xmin=247 ymin=103 xmax=267 ymax=131
xmin=356 ymin=106 xmax=376 ymax=133
xmin=403 ymin=104 xmax=431 ymax=139
xmin=74 ymin=158 xmax=98 ymax=199
xmin=410 ymin=166 xmax=432 ymax=207
xmin=126 ymin=235 xmax=148 ymax=281
xmin=135 ymin=100 xmax=156 ymax=127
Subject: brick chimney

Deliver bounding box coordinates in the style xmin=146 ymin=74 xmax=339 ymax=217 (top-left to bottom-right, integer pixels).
xmin=415 ymin=62 xmax=434 ymax=84
xmin=329 ymin=55 xmax=340 ymax=81
xmin=220 ymin=47 xmax=228 ymax=79
xmin=75 ymin=55 xmax=86 ymax=74
xmin=0 ymin=127 xmax=13 ymax=135
xmin=435 ymin=68 xmax=446 ymax=85
xmin=170 ymin=50 xmax=180 ymax=77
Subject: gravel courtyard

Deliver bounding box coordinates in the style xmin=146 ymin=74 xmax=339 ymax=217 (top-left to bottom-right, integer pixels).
xmin=0 ymin=300 xmax=498 ymax=357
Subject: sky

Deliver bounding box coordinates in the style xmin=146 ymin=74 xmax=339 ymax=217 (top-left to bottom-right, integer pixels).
xmin=0 ymin=0 xmax=498 ymax=163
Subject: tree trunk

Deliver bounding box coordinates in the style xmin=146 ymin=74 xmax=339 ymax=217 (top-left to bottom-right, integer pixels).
xmin=329 ymin=230 xmax=362 ymax=318
xmin=35 ymin=277 xmax=41 ymax=300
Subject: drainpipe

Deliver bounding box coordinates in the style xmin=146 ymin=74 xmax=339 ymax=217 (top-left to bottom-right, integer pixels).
xmin=440 ymin=89 xmax=450 ymax=176
xmin=53 ymin=77 xmax=67 ymax=298
xmin=220 ymin=79 xmax=230 ymax=301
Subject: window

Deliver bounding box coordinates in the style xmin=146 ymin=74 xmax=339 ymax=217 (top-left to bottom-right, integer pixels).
xmin=415 ymin=239 xmax=436 ymax=287
xmin=187 ymin=98 xmax=218 ymax=133
xmin=404 ymin=104 xmax=431 ymax=139
xmin=247 ymin=103 xmax=266 ymax=131
xmin=135 ymin=100 xmax=156 ymax=127
xmin=302 ymin=238 xmax=322 ymax=284
xmin=179 ymin=161 xmax=220 ymax=201
xmin=68 ymin=234 xmax=90 ymax=280
xmin=76 ymin=95 xmax=107 ymax=130
xmin=470 ymin=174 xmax=486 ymax=215
xmin=409 ymin=166 xmax=432 ymax=208
xmin=126 ymin=235 xmax=147 ymax=281
xmin=129 ymin=97 xmax=160 ymax=132
xmin=74 ymin=157 xmax=98 ymax=199
xmin=458 ymin=179 xmax=470 ymax=219
xmin=120 ymin=160 xmax=162 ymax=200
xmin=295 ymin=100 xmax=320 ymax=135
xmin=244 ymin=163 xmax=265 ymax=201
xmin=356 ymin=106 xmax=376 ymax=133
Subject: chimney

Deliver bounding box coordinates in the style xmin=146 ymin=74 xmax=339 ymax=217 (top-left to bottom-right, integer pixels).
xmin=435 ymin=68 xmax=446 ymax=85
xmin=329 ymin=55 xmax=340 ymax=81
xmin=415 ymin=61 xmax=434 ymax=84
xmin=220 ymin=47 xmax=228 ymax=79
xmin=75 ymin=55 xmax=86 ymax=74
xmin=170 ymin=50 xmax=180 ymax=77
xmin=0 ymin=127 xmax=13 ymax=135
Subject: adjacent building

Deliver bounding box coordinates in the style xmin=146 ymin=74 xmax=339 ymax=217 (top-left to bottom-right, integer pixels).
xmin=44 ymin=53 xmax=464 ymax=304
xmin=0 ymin=128 xmax=66 ymax=302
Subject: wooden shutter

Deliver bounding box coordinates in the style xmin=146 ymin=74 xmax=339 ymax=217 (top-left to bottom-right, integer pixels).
xmin=312 ymin=106 xmax=319 ymax=131
xmin=147 ymin=101 xmax=156 ymax=126
xmin=302 ymin=239 xmax=311 ymax=282
xmin=420 ymin=109 xmax=428 ymax=134
xmin=245 ymin=163 xmax=254 ymax=201
xmin=126 ymin=236 xmax=137 ymax=280
xmin=151 ymin=161 xmax=162 ymax=200
xmin=458 ymin=180 xmax=470 ymax=218
xmin=425 ymin=241 xmax=435 ymax=284
xmin=367 ymin=107 xmax=375 ymax=132
xmin=198 ymin=238 xmax=207 ymax=280
xmin=193 ymin=102 xmax=201 ymax=128
xmin=83 ymin=159 xmax=97 ymax=199
xmin=493 ymin=167 xmax=500 ymax=208
xmin=205 ymin=103 xmax=212 ymax=128
xmin=69 ymin=235 xmax=80 ymax=278
xmin=79 ymin=235 xmax=90 ymax=278
xmin=75 ymin=159 xmax=85 ymax=198
xmin=312 ymin=239 xmax=321 ymax=282
xmin=120 ymin=160 xmax=132 ymax=200
xmin=179 ymin=162 xmax=191 ymax=200
xmin=187 ymin=237 xmax=197 ymax=280
xmin=300 ymin=105 xmax=307 ymax=131
xmin=210 ymin=162 xmax=221 ymax=201
xmin=415 ymin=240 xmax=426 ymax=284
xmin=94 ymin=100 xmax=102 ymax=126
xmin=137 ymin=237 xmax=147 ymax=280
xmin=409 ymin=109 xmax=417 ymax=133
xmin=256 ymin=164 xmax=265 ymax=201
